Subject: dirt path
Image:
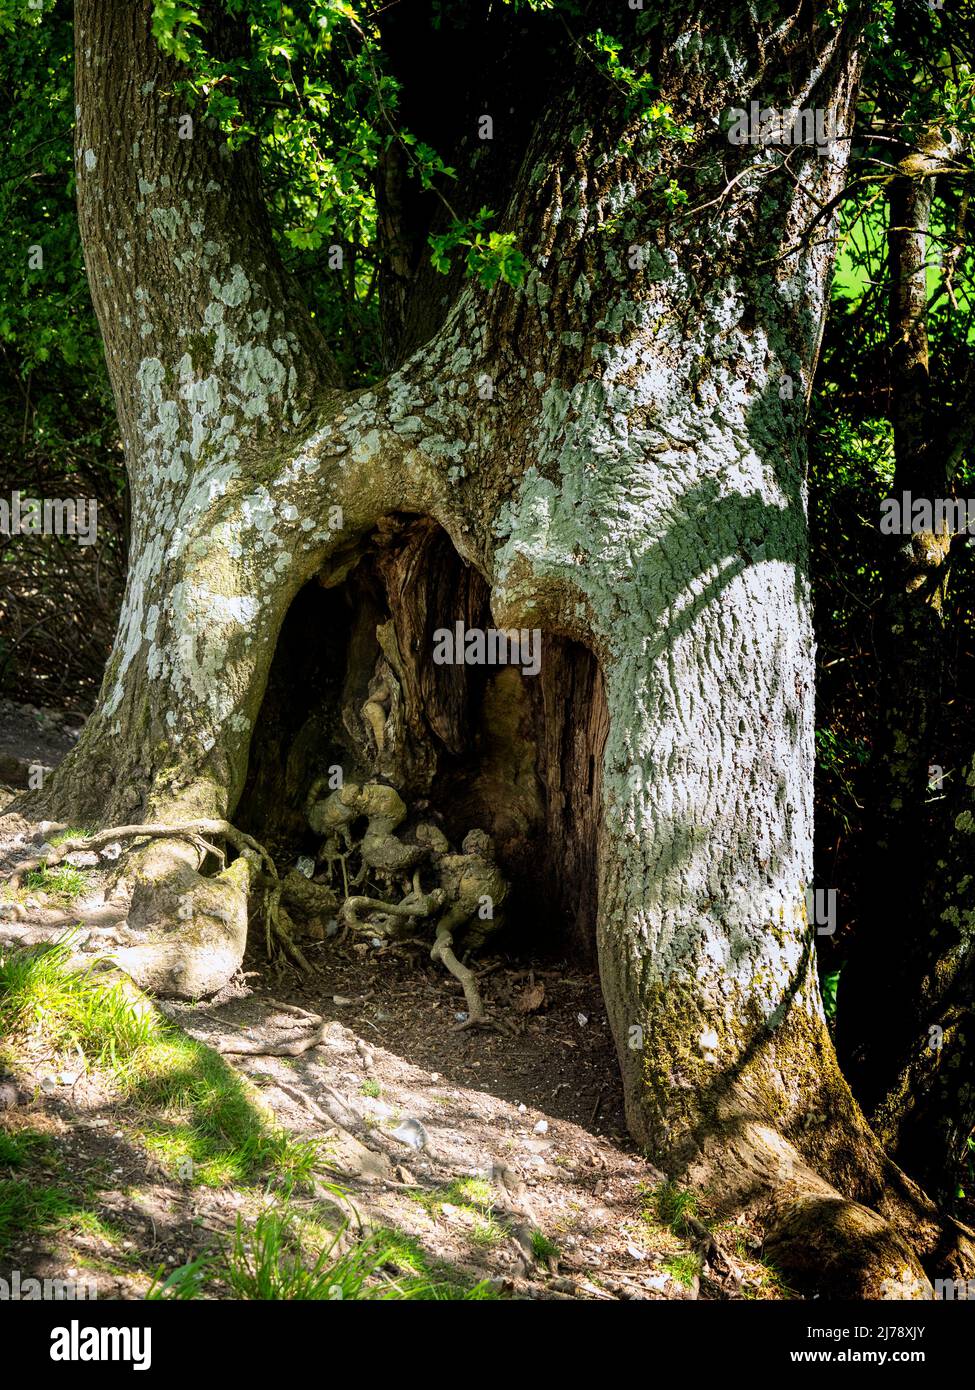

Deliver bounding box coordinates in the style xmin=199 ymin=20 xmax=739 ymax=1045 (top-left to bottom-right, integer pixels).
xmin=167 ymin=992 xmax=666 ymax=1296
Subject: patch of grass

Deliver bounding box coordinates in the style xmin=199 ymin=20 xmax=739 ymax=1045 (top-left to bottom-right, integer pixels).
xmin=368 ymin=1226 xmax=429 ymax=1278
xmin=368 ymin=1226 xmax=500 ymax=1300
xmin=740 ymin=1258 xmax=798 ymax=1300
xmin=146 ymin=1251 xmax=212 ymax=1299
xmin=126 ymin=1029 xmax=324 ymax=1188
xmin=65 ymin=1208 xmax=128 ymax=1244
xmin=663 ymin=1252 xmax=703 ymax=1288
xmin=0 ymin=939 xmax=323 ymax=1190
xmin=75 ymin=1252 xmax=153 ymax=1289
xmin=408 ymin=1174 xmax=503 ymax=1253
xmin=0 ymin=1178 xmax=84 ymax=1257
xmin=450 ymin=1176 xmax=494 ymax=1208
xmin=425 ymin=1276 xmax=499 ymax=1301
xmin=221 ymin=1207 xmax=382 ymax=1299
xmin=413 ymin=1176 xmax=494 ymax=1213
xmin=359 ymin=1079 xmax=381 ymax=1099
xmin=0 ymin=1126 xmax=48 ymax=1168
xmin=0 ymin=938 xmax=157 ymax=1067
xmin=22 ymin=865 xmax=88 ymax=901
xmin=47 ymin=828 xmax=94 ymax=847
xmin=150 ymin=1209 xmax=501 ymax=1301
xmin=530 ymin=1228 xmax=560 ymax=1262
xmin=645 ymin=1180 xmax=700 ymax=1236
xmin=469 ymin=1214 xmax=505 ymax=1249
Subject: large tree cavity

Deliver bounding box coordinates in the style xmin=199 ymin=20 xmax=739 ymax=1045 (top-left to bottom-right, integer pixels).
xmin=237 ymin=515 xmax=607 ymax=960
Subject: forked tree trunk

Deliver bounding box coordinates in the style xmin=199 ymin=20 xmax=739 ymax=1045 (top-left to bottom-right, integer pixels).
xmin=27 ymin=0 xmax=974 ymax=1292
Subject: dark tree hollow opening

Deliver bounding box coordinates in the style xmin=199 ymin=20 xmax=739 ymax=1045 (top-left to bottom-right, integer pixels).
xmin=236 ymin=515 xmax=607 ymax=958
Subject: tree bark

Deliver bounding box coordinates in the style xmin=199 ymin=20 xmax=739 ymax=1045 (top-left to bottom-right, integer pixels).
xmin=23 ymin=0 xmax=975 ymax=1291
xmin=870 ymin=755 xmax=975 ymax=1202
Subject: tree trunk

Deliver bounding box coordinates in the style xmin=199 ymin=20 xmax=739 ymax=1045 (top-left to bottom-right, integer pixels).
xmin=862 ymin=756 xmax=975 ymax=1205
xmin=27 ymin=0 xmax=974 ymax=1291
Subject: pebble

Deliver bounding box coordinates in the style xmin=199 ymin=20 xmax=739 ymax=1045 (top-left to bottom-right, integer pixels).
xmin=390 ymin=1118 xmax=429 ymax=1151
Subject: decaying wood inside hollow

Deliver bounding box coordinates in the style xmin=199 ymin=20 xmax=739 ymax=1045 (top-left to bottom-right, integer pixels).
xmin=237 ymin=515 xmax=607 ymax=956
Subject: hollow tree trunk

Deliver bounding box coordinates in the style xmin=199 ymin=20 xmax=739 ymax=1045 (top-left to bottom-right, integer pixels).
xmin=31 ymin=0 xmax=975 ymax=1292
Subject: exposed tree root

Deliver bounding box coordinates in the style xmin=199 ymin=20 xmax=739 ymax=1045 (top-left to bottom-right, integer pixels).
xmin=266 ymin=999 xmax=322 ymax=1021
xmin=341 ymin=886 xmax=502 ymax=1028
xmin=273 ymin=1081 xmax=332 ymax=1124
xmin=214 ymin=1021 xmax=328 ymax=1056
xmin=260 ymin=881 xmax=314 ymax=974
xmin=675 ymin=1097 xmax=975 ymax=1299
xmin=5 ymin=817 xmax=313 ymax=975
xmin=7 ymin=819 xmax=274 ymax=884
xmin=431 ymin=924 xmax=497 ymax=1031
xmin=340 ymin=889 xmax=445 ymax=932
